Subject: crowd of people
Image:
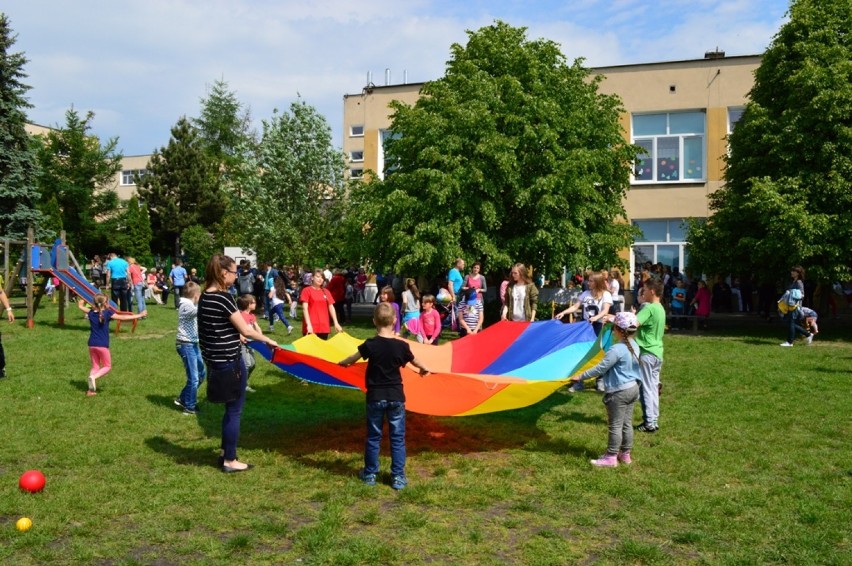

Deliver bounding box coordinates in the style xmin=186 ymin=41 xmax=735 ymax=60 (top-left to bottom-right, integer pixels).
xmin=9 ymin=248 xmax=847 ymax=487
xmin=86 ymin=254 xmax=201 ymax=314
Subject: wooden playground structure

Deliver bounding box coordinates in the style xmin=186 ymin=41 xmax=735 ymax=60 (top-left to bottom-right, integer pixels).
xmin=2 ymin=228 xmax=136 ymax=332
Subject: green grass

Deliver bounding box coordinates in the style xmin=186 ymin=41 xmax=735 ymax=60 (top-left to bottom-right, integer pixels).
xmin=1 ymin=300 xmax=850 ymax=564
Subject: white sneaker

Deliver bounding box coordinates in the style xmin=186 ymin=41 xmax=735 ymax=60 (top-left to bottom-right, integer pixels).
xmin=287 ymin=326 xmax=293 ymax=335
xmin=806 ymin=334 xmax=813 ymax=345
xmin=779 ymin=342 xmax=793 ymax=347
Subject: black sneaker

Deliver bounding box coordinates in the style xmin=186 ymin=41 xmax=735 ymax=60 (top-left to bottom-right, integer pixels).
xmin=636 ymin=423 xmax=659 ymax=433
xmin=173 ymin=398 xmax=185 ymax=410
xmin=0 ymin=368 xmax=6 ymax=378
xmin=182 ymin=406 xmax=198 ymax=415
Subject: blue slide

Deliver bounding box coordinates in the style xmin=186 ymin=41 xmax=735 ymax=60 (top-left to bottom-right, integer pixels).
xmin=48 ymin=268 xmax=121 ymax=311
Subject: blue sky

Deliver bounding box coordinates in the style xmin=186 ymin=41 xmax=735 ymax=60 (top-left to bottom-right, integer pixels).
xmin=4 ymin=0 xmax=789 ymax=156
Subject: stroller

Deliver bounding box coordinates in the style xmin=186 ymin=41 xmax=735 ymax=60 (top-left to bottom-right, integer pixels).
xmin=435 ymin=300 xmax=457 ymax=331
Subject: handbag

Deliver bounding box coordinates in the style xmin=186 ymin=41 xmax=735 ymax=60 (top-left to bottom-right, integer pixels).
xmin=206 ymin=362 xmax=242 ymax=403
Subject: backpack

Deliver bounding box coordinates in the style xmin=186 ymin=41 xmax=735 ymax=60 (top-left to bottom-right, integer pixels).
xmin=238 ymin=272 xmax=254 ymax=295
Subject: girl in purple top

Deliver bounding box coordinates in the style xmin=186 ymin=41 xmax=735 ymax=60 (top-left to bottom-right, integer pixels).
xmin=379 ymin=286 xmax=401 ymax=335
xmin=77 ymin=294 xmax=146 ymax=396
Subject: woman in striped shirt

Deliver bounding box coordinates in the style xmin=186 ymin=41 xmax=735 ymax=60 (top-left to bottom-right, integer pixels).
xmin=199 ymin=254 xmax=279 ymax=473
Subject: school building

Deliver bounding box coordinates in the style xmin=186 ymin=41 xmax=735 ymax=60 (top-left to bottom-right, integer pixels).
xmin=342 ymin=52 xmax=761 ymax=282
xmin=24 ymin=122 xmax=149 ymax=203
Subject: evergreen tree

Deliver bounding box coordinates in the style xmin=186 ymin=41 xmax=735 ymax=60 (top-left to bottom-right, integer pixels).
xmin=112 ymin=195 xmax=153 ymax=265
xmin=347 ymin=21 xmax=637 ymax=277
xmin=32 ymin=107 xmax=122 ymax=254
xmin=193 ymin=78 xmax=255 ymax=179
xmin=39 ymin=194 xmax=63 ymax=240
xmin=0 ymin=14 xmax=43 ymax=239
xmin=688 ymin=0 xmax=852 ymax=283
xmin=137 ymin=117 xmax=226 ymax=257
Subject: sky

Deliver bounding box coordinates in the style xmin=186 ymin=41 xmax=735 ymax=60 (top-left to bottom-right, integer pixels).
xmin=4 ymin=0 xmax=789 ymax=156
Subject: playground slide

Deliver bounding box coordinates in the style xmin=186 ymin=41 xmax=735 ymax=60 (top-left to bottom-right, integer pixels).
xmin=49 ymin=268 xmax=120 ymax=311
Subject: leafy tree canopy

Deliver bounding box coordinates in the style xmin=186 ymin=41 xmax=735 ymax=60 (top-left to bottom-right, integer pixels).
xmin=688 ymin=0 xmax=852 ymax=282
xmin=0 ymin=13 xmax=43 ymax=239
xmin=108 ymin=195 xmax=153 ymax=266
xmin=230 ymin=99 xmax=347 ymax=266
xmin=348 ymin=21 xmax=638 ymax=278
xmin=193 ymin=78 xmax=256 ymax=177
xmin=32 ymin=107 xmax=122 ymax=254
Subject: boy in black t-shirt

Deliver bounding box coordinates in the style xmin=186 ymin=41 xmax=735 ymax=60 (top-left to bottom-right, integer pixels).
xmin=339 ymin=302 xmax=430 ymax=490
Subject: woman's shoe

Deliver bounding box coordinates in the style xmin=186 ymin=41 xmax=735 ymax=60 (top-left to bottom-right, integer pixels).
xmin=222 ymin=463 xmax=254 ymax=473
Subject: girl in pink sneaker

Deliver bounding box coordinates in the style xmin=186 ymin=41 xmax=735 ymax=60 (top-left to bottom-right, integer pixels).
xmin=78 ymin=294 xmax=146 ymax=396
xmin=569 ymin=311 xmax=642 ymax=467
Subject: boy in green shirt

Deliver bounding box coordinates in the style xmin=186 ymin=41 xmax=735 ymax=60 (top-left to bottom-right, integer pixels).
xmin=634 ymin=277 xmax=665 ymax=432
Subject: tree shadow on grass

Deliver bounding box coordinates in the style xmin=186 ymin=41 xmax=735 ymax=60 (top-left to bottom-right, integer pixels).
xmin=144 ymin=377 xmax=589 ymax=476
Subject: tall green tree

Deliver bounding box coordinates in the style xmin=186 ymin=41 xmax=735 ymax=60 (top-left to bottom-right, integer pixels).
xmin=0 ymin=14 xmax=43 ymax=239
xmin=110 ymin=195 xmax=153 ymax=265
xmin=193 ymin=78 xmax=255 ymax=178
xmin=193 ymin=79 xmax=256 ymax=249
xmin=137 ymin=117 xmax=226 ymax=257
xmin=231 ymin=100 xmax=346 ymax=265
xmin=687 ymin=0 xmax=852 ymax=283
xmin=180 ymin=224 xmax=218 ymax=271
xmin=32 ymin=107 xmax=122 ymax=254
xmin=347 ymin=21 xmax=637 ymax=277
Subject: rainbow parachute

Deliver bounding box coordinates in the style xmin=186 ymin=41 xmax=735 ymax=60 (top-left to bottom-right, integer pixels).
xmin=251 ymin=320 xmax=606 ymax=417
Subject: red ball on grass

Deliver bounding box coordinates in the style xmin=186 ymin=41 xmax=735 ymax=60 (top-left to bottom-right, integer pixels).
xmin=19 ymin=470 xmax=46 ymax=493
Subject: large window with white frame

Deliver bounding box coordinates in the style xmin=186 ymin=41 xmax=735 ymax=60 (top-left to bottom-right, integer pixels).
xmin=728 ymin=107 xmax=745 ymax=134
xmin=121 ymin=169 xmax=147 ymax=186
xmin=632 ymin=111 xmax=705 ymax=183
xmin=630 ymin=218 xmax=701 ymax=285
xmin=376 ymin=129 xmax=401 ymax=180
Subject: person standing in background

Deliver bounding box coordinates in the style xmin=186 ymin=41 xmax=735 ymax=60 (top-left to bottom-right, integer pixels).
xmin=447 ymin=258 xmax=465 ymax=303
xmin=169 ymin=259 xmax=188 ymax=309
xmin=127 ymin=257 xmax=146 ymax=316
xmin=104 ymin=253 xmax=131 ymax=312
xmin=0 ymin=283 xmax=14 ymax=378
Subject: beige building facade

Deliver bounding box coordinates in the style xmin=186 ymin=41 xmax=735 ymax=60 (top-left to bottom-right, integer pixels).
xmin=113 ymin=154 xmax=151 ymax=201
xmin=342 ymin=54 xmax=761 ymax=282
xmin=25 ymin=122 xmax=151 ymax=202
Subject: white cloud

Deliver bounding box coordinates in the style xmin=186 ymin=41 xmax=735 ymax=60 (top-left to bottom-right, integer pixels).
xmin=5 ymin=0 xmax=788 ymax=154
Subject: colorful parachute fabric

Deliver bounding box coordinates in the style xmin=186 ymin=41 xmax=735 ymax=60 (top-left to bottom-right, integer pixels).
xmin=251 ymin=319 xmax=605 ymax=417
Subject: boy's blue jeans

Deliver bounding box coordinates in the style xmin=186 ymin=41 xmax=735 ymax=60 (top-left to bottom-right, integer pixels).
xmin=177 ymin=342 xmax=206 ymax=410
xmin=364 ymin=400 xmax=406 ymax=478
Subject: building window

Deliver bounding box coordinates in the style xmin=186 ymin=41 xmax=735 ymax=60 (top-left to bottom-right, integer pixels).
xmin=630 ymin=218 xmax=698 ymax=283
xmin=633 ymin=219 xmax=688 ymax=243
xmin=377 ymin=129 xmax=401 ymax=180
xmin=350 ymin=150 xmax=364 ymax=162
xmin=349 ymin=168 xmax=364 ymax=179
xmin=632 ymin=111 xmax=705 ymax=183
xmin=728 ymin=107 xmax=745 ymax=134
xmin=350 ymin=125 xmax=364 ymax=137
xmin=121 ymin=169 xmax=147 ymax=185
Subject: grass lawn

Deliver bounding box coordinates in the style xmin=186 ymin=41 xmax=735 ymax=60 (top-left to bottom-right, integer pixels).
xmin=1 ymin=299 xmax=850 ymax=565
